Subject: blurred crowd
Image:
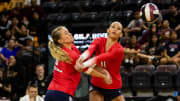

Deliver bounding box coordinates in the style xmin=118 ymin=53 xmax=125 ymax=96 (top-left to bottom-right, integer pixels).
xmin=121 ymin=4 xmax=180 ymax=69
xmin=0 ymin=0 xmax=180 ymax=101
xmin=0 ymin=0 xmax=49 ymax=100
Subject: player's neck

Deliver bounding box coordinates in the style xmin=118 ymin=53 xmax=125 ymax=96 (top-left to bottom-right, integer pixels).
xmin=63 ymin=43 xmax=72 ymax=49
xmin=107 ymin=38 xmax=117 ymax=44
xmin=106 ymin=38 xmax=117 ymax=52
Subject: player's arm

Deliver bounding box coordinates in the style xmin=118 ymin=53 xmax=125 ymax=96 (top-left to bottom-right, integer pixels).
xmin=137 ymin=53 xmax=155 ymax=59
xmin=84 ymin=65 xmax=112 ymax=85
xmin=124 ymin=48 xmax=161 ymax=59
xmin=75 ymin=61 xmax=112 ymax=84
xmin=78 ymin=38 xmax=100 ymax=62
xmin=81 ymin=47 xmax=123 ymax=68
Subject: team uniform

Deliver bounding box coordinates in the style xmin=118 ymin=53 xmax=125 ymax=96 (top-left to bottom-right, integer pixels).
xmin=83 ymin=37 xmax=124 ymax=100
xmin=45 ymin=44 xmax=81 ymax=101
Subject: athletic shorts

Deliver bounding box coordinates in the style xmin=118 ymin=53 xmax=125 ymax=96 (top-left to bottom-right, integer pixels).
xmin=89 ymin=85 xmax=122 ymax=101
xmin=45 ymin=90 xmax=74 ymax=101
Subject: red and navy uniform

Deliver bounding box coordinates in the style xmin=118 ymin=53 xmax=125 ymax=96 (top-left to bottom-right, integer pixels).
xmin=47 ymin=44 xmax=81 ymax=97
xmin=87 ymin=37 xmax=124 ymax=89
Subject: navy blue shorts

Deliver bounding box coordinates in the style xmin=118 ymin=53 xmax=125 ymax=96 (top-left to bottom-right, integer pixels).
xmin=90 ymin=85 xmax=122 ymax=101
xmin=45 ymin=90 xmax=74 ymax=101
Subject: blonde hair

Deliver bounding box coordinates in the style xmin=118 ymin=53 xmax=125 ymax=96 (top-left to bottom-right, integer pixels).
xmin=48 ymin=26 xmax=72 ymax=63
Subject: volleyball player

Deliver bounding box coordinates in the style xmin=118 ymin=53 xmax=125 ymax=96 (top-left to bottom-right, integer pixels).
xmin=45 ymin=26 xmax=112 ymax=101
xmin=75 ymin=21 xmax=126 ymax=101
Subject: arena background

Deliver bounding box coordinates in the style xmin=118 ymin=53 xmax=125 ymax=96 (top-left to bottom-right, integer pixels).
xmin=0 ymin=0 xmax=180 ymax=101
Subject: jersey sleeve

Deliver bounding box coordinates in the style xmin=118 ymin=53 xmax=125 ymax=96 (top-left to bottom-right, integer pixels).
xmin=80 ymin=38 xmax=100 ymax=60
xmin=72 ymin=44 xmax=81 ymax=55
xmin=83 ymin=46 xmax=124 ymax=68
xmin=95 ymin=47 xmax=124 ymax=64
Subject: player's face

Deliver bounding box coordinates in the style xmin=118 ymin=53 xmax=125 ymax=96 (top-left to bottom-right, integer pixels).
xmin=58 ymin=27 xmax=74 ymax=44
xmin=107 ymin=22 xmax=123 ymax=40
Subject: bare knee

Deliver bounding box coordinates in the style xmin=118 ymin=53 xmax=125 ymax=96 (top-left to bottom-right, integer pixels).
xmin=112 ymin=95 xmax=125 ymax=101
xmin=90 ymin=90 xmax=100 ymax=96
xmin=90 ymin=90 xmax=104 ymax=101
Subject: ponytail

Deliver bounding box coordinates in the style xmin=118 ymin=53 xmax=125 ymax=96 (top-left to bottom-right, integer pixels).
xmin=48 ymin=29 xmax=72 ymax=63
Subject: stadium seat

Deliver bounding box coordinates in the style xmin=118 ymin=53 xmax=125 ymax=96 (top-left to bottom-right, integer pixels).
xmin=42 ymin=2 xmax=57 ymax=14
xmin=56 ymin=1 xmax=72 ymax=13
xmin=79 ymin=12 xmax=98 ymax=22
xmin=96 ymin=11 xmax=110 ymax=21
xmin=150 ymin=0 xmax=171 ymax=4
xmin=131 ymin=65 xmax=155 ymax=97
xmin=78 ymin=0 xmax=92 ymax=12
xmin=122 ymin=10 xmax=133 ymax=25
xmin=109 ymin=11 xmax=123 ymax=21
xmin=120 ymin=66 xmax=133 ymax=97
xmin=153 ymin=65 xmax=177 ymax=96
xmin=72 ymin=13 xmax=81 ymax=22
xmin=56 ymin=13 xmax=71 ymax=24
xmin=46 ymin=13 xmax=58 ymax=21
xmin=46 ymin=13 xmax=59 ymax=26
xmin=176 ymin=67 xmax=180 ymax=91
xmin=125 ymin=0 xmax=144 ymax=4
xmin=91 ymin=0 xmax=112 ymax=12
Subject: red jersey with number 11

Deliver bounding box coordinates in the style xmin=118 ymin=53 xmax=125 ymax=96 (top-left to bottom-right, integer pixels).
xmin=87 ymin=37 xmax=124 ymax=89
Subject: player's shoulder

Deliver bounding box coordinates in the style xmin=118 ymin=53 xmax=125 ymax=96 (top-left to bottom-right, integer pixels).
xmin=115 ymin=42 xmax=124 ymax=49
xmin=71 ymin=43 xmax=76 ymax=48
xmin=93 ymin=37 xmax=107 ymax=43
xmin=94 ymin=37 xmax=106 ymax=41
xmin=111 ymin=42 xmax=124 ymax=52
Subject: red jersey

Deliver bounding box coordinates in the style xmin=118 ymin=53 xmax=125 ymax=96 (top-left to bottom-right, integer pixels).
xmin=87 ymin=37 xmax=124 ymax=89
xmin=48 ymin=44 xmax=81 ymax=96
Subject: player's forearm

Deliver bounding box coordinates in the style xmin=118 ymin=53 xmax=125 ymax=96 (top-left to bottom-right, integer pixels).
xmin=137 ymin=53 xmax=154 ymax=59
xmin=85 ymin=68 xmax=106 ymax=79
xmin=80 ymin=50 xmax=90 ymax=61
xmin=82 ymin=58 xmax=96 ymax=70
xmin=137 ymin=53 xmax=149 ymax=58
xmin=84 ymin=65 xmax=112 ymax=84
